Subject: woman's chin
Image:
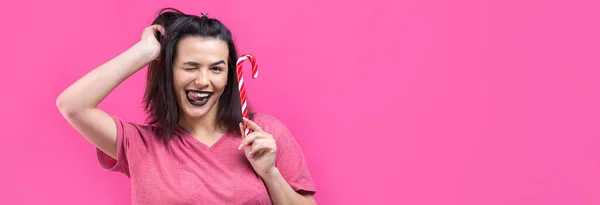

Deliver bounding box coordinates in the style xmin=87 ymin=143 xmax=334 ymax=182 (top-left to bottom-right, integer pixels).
xmin=184 ymin=107 xmax=207 ymax=118
xmin=181 ymin=101 xmax=216 ymax=119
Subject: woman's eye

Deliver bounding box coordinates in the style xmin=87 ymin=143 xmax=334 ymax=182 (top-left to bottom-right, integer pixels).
xmin=184 ymin=67 xmax=196 ymax=71
xmin=211 ymin=67 xmax=223 ymax=71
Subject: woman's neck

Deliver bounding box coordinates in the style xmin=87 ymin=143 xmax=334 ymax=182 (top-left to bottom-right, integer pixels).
xmin=178 ymin=109 xmax=223 ymax=139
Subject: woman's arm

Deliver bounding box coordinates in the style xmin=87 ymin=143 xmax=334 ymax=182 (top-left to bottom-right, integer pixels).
xmin=56 ymin=25 xmax=164 ymax=159
xmin=262 ymin=168 xmax=317 ymax=205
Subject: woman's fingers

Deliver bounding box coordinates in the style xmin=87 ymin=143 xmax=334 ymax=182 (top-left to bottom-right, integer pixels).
xmin=247 ymin=138 xmax=275 ymax=158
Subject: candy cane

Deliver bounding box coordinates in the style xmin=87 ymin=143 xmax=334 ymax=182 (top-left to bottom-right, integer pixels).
xmin=236 ymin=54 xmax=258 ymax=135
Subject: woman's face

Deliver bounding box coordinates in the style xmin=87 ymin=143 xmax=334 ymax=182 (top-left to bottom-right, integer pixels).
xmin=172 ymin=36 xmax=229 ymax=122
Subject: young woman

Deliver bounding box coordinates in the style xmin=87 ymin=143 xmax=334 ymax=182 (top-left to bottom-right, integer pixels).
xmin=56 ymin=8 xmax=317 ymax=205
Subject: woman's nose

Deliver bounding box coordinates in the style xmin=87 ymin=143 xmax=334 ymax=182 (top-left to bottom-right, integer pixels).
xmin=194 ymin=71 xmax=209 ymax=85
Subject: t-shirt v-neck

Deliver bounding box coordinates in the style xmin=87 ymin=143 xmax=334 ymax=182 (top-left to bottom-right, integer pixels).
xmin=175 ymin=125 xmax=229 ymax=151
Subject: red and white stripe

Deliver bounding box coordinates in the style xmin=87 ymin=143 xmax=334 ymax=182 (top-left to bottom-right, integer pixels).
xmin=236 ymin=54 xmax=258 ymax=135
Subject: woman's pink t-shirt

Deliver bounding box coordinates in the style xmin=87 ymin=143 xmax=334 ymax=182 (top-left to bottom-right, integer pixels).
xmin=96 ymin=113 xmax=316 ymax=204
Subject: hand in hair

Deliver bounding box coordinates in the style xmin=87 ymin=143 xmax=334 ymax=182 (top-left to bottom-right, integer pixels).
xmin=138 ymin=24 xmax=165 ymax=61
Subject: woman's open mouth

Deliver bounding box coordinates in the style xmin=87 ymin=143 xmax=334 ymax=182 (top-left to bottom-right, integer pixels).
xmin=186 ymin=90 xmax=213 ymax=106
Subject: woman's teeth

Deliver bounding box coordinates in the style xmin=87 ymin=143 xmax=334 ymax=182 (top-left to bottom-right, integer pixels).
xmin=195 ymin=92 xmax=209 ymax=98
xmin=186 ymin=90 xmax=212 ymax=106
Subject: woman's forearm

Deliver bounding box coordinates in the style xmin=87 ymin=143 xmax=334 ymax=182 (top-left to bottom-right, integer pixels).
xmin=57 ymin=41 xmax=156 ymax=112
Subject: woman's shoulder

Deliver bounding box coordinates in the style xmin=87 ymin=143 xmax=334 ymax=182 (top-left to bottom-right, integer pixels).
xmin=251 ymin=113 xmax=294 ymax=138
xmin=112 ymin=115 xmax=152 ymax=128
xmin=252 ymin=113 xmax=285 ymax=128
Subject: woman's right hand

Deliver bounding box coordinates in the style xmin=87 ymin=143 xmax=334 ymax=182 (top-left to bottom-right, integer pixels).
xmin=137 ymin=24 xmax=165 ymax=61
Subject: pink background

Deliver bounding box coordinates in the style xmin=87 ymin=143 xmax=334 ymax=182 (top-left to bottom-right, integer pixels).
xmin=1 ymin=0 xmax=599 ymax=204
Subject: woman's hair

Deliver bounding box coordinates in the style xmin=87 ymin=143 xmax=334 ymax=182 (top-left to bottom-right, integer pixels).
xmin=143 ymin=8 xmax=255 ymax=139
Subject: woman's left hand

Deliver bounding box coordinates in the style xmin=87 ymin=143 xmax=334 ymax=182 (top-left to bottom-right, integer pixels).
xmin=238 ymin=118 xmax=277 ymax=178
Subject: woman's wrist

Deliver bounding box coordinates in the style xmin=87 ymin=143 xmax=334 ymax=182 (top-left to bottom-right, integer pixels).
xmin=259 ymin=167 xmax=281 ymax=181
xmin=130 ymin=39 xmax=160 ymax=63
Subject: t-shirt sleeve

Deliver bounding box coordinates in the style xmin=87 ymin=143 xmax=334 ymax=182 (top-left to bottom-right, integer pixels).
xmin=257 ymin=114 xmax=317 ymax=194
xmin=96 ymin=115 xmax=150 ymax=177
